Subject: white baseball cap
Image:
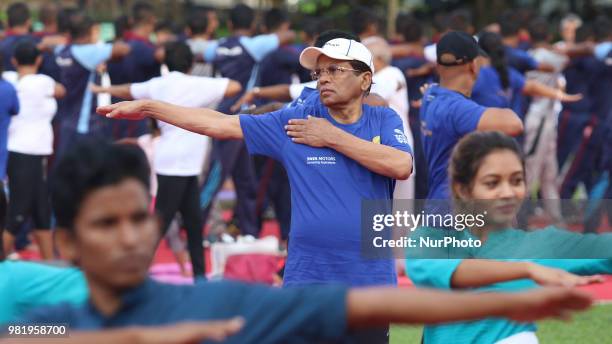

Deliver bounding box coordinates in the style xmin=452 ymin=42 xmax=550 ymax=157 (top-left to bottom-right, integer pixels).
xmin=299 ymin=38 xmax=375 ymax=74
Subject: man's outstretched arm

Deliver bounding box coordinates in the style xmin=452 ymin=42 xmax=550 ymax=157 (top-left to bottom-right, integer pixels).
xmin=97 ymin=100 xmax=243 ymax=140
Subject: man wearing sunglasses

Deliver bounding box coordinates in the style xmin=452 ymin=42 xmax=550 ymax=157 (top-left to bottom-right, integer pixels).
xmin=98 ymin=38 xmax=412 ymax=320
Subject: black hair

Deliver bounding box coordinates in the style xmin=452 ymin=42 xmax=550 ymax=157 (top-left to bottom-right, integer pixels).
xmin=155 ymin=20 xmax=180 ymax=35
xmin=449 ymin=131 xmax=524 ymax=198
xmin=7 ymin=2 xmax=30 ymax=28
xmin=401 ymin=15 xmax=423 ymax=43
xmin=593 ymin=16 xmax=612 ymax=42
xmin=51 ymin=139 xmax=150 ymax=230
xmin=68 ymin=12 xmax=93 ymax=40
xmin=13 ymin=40 xmax=40 ymax=65
xmin=315 ymin=30 xmax=360 ymax=48
xmin=229 ymin=4 xmax=254 ymax=30
xmin=499 ymin=10 xmax=520 ymax=38
xmin=449 ymin=9 xmax=473 ymax=33
xmin=164 ymin=41 xmax=193 ymax=73
xmin=528 ymin=17 xmax=549 ymax=44
xmin=57 ymin=7 xmax=77 ymax=34
xmin=478 ymin=31 xmax=510 ymax=89
xmin=575 ymin=24 xmax=593 ymax=44
xmin=39 ymin=3 xmax=58 ymax=26
xmin=187 ymin=7 xmax=208 ymax=35
xmin=132 ymin=1 xmax=155 ymax=26
xmin=113 ymin=14 xmax=131 ymax=40
xmin=264 ymin=8 xmax=288 ymax=32
xmin=433 ymin=13 xmax=450 ymax=34
xmin=350 ymin=6 xmax=379 ymax=36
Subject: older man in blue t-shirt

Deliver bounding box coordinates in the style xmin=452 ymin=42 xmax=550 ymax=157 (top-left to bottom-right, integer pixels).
xmin=99 ymin=38 xmax=413 ymax=289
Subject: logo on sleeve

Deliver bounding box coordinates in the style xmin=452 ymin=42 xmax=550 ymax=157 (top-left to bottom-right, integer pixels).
xmin=372 ymin=136 xmax=381 ymax=144
xmin=394 ymin=129 xmax=408 ymax=144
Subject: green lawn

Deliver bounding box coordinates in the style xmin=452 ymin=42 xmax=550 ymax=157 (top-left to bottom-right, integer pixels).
xmin=391 ymin=304 xmax=612 ymax=343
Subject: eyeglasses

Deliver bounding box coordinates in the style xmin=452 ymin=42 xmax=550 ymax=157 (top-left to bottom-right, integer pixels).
xmin=310 ymin=65 xmax=361 ymax=81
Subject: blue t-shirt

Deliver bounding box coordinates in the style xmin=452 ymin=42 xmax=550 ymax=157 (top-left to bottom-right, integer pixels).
xmin=0 ymin=79 xmax=19 ymax=179
xmin=471 ymin=66 xmax=525 ymax=115
xmin=420 ymin=85 xmax=486 ymax=200
xmin=21 ymin=278 xmax=348 ymax=343
xmin=505 ymin=46 xmax=538 ymax=74
xmin=240 ymin=101 xmax=412 ymax=286
xmin=287 ymin=86 xmax=318 ymax=108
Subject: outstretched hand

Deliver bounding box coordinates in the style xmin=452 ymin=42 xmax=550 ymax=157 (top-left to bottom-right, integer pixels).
xmin=506 ymin=287 xmax=593 ymax=323
xmin=97 ymin=100 xmax=149 ymax=120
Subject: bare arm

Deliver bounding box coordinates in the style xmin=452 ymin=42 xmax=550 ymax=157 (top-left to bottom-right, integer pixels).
xmin=91 ymin=84 xmax=134 ymax=100
xmin=225 ymin=80 xmax=243 ymax=98
xmin=451 ymin=260 xmax=604 ymax=289
xmin=285 ymin=116 xmax=412 ymax=180
xmin=476 ymin=108 xmax=524 ymax=136
xmin=522 ymin=80 xmax=582 ymax=102
xmin=110 ymin=42 xmax=131 ymax=60
xmin=54 ymin=83 xmax=66 ymax=99
xmin=346 ymin=286 xmax=593 ymax=327
xmin=230 ymin=85 xmax=292 ymax=113
xmin=0 ymin=319 xmax=244 ymax=344
xmin=97 ymin=100 xmax=243 ymax=140
xmin=328 ymin=129 xmax=412 ymax=180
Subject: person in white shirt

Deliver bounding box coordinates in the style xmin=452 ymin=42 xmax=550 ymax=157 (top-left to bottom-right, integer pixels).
xmin=1 ymin=41 xmax=65 ymax=260
xmin=91 ymin=41 xmax=241 ymax=279
xmin=524 ymin=18 xmax=570 ymax=223
xmin=363 ymin=36 xmax=415 ymax=200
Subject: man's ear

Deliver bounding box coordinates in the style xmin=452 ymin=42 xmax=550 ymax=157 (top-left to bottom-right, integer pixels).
xmin=55 ymin=228 xmax=79 ymax=263
xmin=362 ymin=72 xmax=373 ymax=92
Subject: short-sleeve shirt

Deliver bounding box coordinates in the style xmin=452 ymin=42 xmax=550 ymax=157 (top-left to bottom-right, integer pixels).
xmin=0 ymin=261 xmax=87 ymax=325
xmin=3 ymin=72 xmax=58 ymax=155
xmin=471 ymin=66 xmax=525 ymax=115
xmin=504 ymin=46 xmax=539 ymax=74
xmin=420 ymin=85 xmax=486 ymax=200
xmin=525 ymin=48 xmax=568 ymax=116
xmin=562 ymin=56 xmax=597 ymax=113
xmin=20 ymin=278 xmax=348 ymax=343
xmin=240 ymin=101 xmax=412 ymax=286
xmin=130 ymin=71 xmax=229 ymax=176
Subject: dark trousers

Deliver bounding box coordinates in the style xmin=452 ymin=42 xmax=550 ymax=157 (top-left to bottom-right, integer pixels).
xmin=557 ymin=110 xmax=591 ymax=170
xmin=200 ymin=139 xmax=258 ymax=236
xmin=560 ymin=115 xmax=600 ymax=198
xmin=409 ymin=108 xmax=429 ymax=199
xmin=156 ymin=175 xmax=204 ymax=277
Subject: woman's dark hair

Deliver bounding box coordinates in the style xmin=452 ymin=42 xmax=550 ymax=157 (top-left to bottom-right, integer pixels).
xmin=449 ymin=131 xmax=524 ymax=198
xmin=51 ymin=139 xmax=150 ymax=231
xmin=478 ymin=31 xmax=510 ymax=89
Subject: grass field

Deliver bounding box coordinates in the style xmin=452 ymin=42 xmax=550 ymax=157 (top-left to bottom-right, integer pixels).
xmin=390 ymin=304 xmax=612 ymax=343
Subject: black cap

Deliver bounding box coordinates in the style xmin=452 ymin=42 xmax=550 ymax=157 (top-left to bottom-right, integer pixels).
xmin=436 ymin=31 xmax=488 ymax=66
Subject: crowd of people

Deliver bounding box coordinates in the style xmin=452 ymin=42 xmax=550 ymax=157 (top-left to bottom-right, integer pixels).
xmin=0 ymin=1 xmax=611 ymax=343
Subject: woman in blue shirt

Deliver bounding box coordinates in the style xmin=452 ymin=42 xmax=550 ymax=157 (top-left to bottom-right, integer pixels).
xmin=406 ymin=131 xmax=612 ymax=344
xmin=471 ymin=32 xmax=580 ymax=117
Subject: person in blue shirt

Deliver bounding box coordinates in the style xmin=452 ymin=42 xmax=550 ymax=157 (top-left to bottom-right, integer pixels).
xmin=12 ymin=139 xmax=595 ymax=344
xmin=53 ymin=12 xmax=131 ymax=161
xmin=472 ymin=32 xmax=581 ymax=118
xmin=406 ymin=131 xmax=612 ymax=344
xmin=0 ymin=59 xmax=19 ymax=258
xmin=392 ymin=15 xmax=434 ymax=200
xmin=106 ymin=1 xmax=163 ymax=140
xmin=420 ymin=31 xmax=523 ymax=200
xmin=101 ymin=37 xmax=412 ymax=290
xmin=198 ymin=4 xmax=296 ymax=240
